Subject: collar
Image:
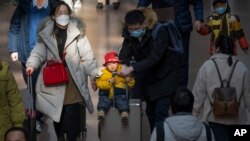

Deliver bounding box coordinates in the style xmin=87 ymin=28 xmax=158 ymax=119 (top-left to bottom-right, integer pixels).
xmin=33 ymin=0 xmax=48 ymax=9
xmin=210 ymin=53 xmax=238 ymax=60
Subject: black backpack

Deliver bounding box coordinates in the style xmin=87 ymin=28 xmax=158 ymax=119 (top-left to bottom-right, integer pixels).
xmin=152 ymin=21 xmax=184 ymax=54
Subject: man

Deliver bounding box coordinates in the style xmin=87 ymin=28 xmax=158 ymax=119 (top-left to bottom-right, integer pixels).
xmin=150 ymin=88 xmax=215 ymax=141
xmin=137 ymin=0 xmax=173 ymax=8
xmin=174 ymin=0 xmax=204 ymax=87
xmin=119 ymin=8 xmax=181 ymax=132
xmin=4 ymin=127 xmax=27 ymax=141
xmin=8 ymin=0 xmax=58 ymax=134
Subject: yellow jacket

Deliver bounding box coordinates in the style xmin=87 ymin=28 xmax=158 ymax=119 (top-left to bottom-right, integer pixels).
xmin=96 ymin=64 xmax=135 ymax=98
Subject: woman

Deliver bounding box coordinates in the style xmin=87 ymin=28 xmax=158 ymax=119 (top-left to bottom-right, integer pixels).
xmin=0 ymin=61 xmax=25 ymax=141
xmin=26 ymin=1 xmax=98 ymax=140
xmin=192 ymin=35 xmax=250 ymax=141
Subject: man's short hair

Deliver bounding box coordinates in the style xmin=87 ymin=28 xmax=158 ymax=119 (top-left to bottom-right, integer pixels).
xmin=4 ymin=127 xmax=27 ymax=141
xmin=125 ymin=10 xmax=145 ymax=25
xmin=171 ymin=87 xmax=194 ymax=114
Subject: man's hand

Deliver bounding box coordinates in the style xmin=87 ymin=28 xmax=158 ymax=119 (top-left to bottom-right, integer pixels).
xmin=109 ymin=77 xmax=115 ymax=84
xmin=10 ymin=52 xmax=18 ymax=61
xmin=194 ymin=20 xmax=202 ymax=31
xmin=119 ymin=66 xmax=134 ymax=76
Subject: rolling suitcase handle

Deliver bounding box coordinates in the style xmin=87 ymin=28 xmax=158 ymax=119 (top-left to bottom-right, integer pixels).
xmin=25 ymin=75 xmax=37 ymax=141
xmin=112 ymin=72 xmax=117 ymax=107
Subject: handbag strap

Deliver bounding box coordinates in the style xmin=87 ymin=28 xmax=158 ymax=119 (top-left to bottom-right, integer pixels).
xmin=211 ymin=58 xmax=238 ymax=87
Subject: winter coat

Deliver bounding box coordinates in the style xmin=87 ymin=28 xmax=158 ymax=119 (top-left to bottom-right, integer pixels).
xmin=150 ymin=113 xmax=215 ymax=141
xmin=96 ymin=64 xmax=135 ymax=98
xmin=7 ymin=0 xmax=58 ymax=63
xmin=198 ymin=13 xmax=249 ymax=55
xmin=174 ymin=0 xmax=204 ymax=32
xmin=0 ymin=62 xmax=25 ymax=141
xmin=119 ymin=8 xmax=181 ymax=100
xmin=26 ymin=17 xmax=98 ymax=122
xmin=137 ymin=0 xmax=173 ymax=9
xmin=192 ymin=53 xmax=250 ymax=125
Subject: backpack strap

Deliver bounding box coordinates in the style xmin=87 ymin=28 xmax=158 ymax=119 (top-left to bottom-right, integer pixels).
xmin=203 ymin=122 xmax=212 ymax=141
xmin=156 ymin=121 xmax=165 ymax=141
xmin=152 ymin=23 xmax=162 ymax=40
xmin=211 ymin=59 xmax=223 ymax=87
xmin=227 ymin=60 xmax=239 ymax=87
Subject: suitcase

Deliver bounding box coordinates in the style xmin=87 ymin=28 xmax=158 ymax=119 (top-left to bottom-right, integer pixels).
xmin=98 ymin=72 xmax=142 ymax=141
xmin=24 ymin=76 xmax=37 ymax=141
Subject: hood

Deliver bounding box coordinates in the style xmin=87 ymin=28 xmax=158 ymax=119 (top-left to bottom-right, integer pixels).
xmin=166 ymin=114 xmax=203 ymax=141
xmin=138 ymin=8 xmax=158 ymax=29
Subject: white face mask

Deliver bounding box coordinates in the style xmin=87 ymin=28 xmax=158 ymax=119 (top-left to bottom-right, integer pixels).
xmin=56 ymin=15 xmax=70 ymax=26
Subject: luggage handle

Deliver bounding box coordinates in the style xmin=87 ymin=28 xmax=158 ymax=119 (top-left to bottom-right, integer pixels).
xmin=26 ymin=76 xmax=36 ymax=119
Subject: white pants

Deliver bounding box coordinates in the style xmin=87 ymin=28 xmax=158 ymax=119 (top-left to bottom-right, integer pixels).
xmin=97 ymin=0 xmax=119 ymax=3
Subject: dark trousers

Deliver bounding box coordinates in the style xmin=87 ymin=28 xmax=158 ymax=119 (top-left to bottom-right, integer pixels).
xmin=209 ymin=122 xmax=230 ymax=141
xmin=97 ymin=88 xmax=129 ymax=112
xmin=21 ymin=63 xmax=43 ymax=120
xmin=179 ymin=31 xmax=190 ymax=87
xmin=54 ymin=103 xmax=81 ymax=141
xmin=146 ymin=96 xmax=170 ymax=132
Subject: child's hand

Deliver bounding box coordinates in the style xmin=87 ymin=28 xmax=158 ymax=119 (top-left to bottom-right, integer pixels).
xmin=125 ymin=76 xmax=131 ymax=82
xmin=109 ymin=77 xmax=115 ymax=84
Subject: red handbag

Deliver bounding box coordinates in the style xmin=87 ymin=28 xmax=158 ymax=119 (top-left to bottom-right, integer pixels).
xmin=43 ymin=60 xmax=69 ymax=86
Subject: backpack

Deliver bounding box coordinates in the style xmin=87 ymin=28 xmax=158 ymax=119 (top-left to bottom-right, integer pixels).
xmin=156 ymin=121 xmax=212 ymax=141
xmin=152 ymin=21 xmax=184 ymax=54
xmin=210 ymin=59 xmax=241 ymax=117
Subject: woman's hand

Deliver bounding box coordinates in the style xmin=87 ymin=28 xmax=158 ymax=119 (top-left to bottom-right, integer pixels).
xmin=26 ymin=67 xmax=34 ymax=76
xmin=90 ymin=79 xmax=98 ymax=91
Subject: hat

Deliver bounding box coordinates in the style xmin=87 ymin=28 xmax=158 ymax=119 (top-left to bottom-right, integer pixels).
xmin=213 ymin=0 xmax=228 ymax=5
xmin=103 ymin=51 xmax=120 ymax=66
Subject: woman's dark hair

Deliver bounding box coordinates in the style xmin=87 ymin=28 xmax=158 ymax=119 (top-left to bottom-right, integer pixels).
xmin=171 ymin=87 xmax=194 ymax=114
xmin=50 ymin=1 xmax=72 ymax=36
xmin=50 ymin=1 xmax=72 ymax=17
xmin=4 ymin=127 xmax=27 ymax=141
xmin=125 ymin=10 xmax=145 ymax=25
xmin=215 ymin=34 xmax=234 ymax=66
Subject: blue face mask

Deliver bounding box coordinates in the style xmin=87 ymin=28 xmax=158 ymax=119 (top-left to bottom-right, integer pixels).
xmin=215 ymin=7 xmax=227 ymax=15
xmin=129 ymin=29 xmax=145 ymax=38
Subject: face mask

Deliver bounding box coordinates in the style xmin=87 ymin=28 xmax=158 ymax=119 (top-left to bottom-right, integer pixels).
xmin=56 ymin=15 xmax=70 ymax=26
xmin=215 ymin=7 xmax=227 ymax=15
xmin=129 ymin=29 xmax=145 ymax=38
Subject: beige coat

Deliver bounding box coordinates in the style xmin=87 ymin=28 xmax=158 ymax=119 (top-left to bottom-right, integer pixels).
xmin=192 ymin=53 xmax=250 ymax=125
xmin=26 ymin=17 xmax=98 ymax=122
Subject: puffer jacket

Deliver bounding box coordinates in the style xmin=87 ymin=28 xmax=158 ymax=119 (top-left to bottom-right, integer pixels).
xmin=0 ymin=62 xmax=25 ymax=141
xmin=137 ymin=0 xmax=173 ymax=8
xmin=174 ymin=0 xmax=204 ymax=32
xmin=119 ymin=8 xmax=181 ymax=100
xmin=150 ymin=113 xmax=215 ymax=141
xmin=26 ymin=17 xmax=98 ymax=122
xmin=96 ymin=64 xmax=135 ymax=98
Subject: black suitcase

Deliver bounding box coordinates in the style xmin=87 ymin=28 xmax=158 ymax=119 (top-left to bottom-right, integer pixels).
xmin=24 ymin=76 xmax=37 ymax=141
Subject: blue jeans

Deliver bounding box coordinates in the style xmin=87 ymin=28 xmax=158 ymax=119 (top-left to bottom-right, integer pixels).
xmin=209 ymin=122 xmax=230 ymax=141
xmin=179 ymin=31 xmax=190 ymax=87
xmin=97 ymin=88 xmax=129 ymax=112
xmin=146 ymin=96 xmax=170 ymax=132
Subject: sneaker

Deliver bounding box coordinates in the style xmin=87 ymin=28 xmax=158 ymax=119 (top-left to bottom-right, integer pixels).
xmin=96 ymin=2 xmax=103 ymax=9
xmin=36 ymin=120 xmax=42 ymax=133
xmin=97 ymin=110 xmax=105 ymax=120
xmin=121 ymin=111 xmax=128 ymax=121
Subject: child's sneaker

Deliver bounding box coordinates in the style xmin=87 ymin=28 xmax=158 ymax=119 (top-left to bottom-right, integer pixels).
xmin=121 ymin=111 xmax=128 ymax=121
xmin=97 ymin=110 xmax=105 ymax=120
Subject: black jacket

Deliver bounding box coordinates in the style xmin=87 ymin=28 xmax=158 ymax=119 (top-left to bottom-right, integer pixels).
xmin=119 ymin=25 xmax=181 ymax=101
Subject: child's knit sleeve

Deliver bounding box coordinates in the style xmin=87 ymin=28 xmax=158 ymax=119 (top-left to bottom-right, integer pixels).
xmin=96 ymin=69 xmax=112 ymax=90
xmin=231 ymin=15 xmax=249 ymax=52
